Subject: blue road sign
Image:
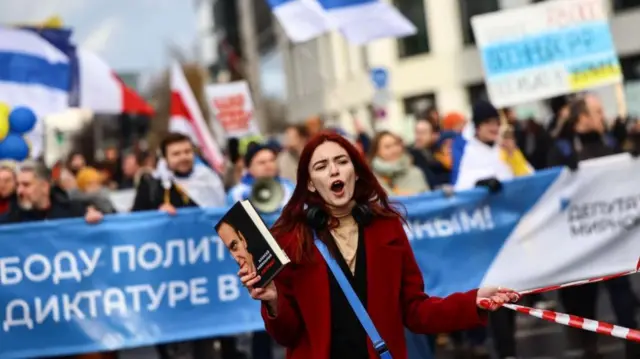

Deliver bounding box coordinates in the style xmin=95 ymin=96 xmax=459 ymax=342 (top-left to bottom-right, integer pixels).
xmin=370 ymin=67 xmax=388 ymax=89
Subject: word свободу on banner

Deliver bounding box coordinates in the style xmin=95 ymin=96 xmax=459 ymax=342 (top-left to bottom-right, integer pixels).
xmin=0 ymin=237 xmax=249 ymax=334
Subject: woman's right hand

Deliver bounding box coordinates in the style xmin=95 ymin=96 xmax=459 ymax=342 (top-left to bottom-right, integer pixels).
xmin=238 ymin=265 xmax=278 ymax=302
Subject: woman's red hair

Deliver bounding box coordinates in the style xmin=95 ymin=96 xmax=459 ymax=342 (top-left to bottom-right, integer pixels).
xmin=271 ymin=131 xmax=403 ymax=262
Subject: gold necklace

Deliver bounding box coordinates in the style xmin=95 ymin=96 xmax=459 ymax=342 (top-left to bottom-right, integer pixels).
xmin=330 ymin=216 xmax=359 ymax=273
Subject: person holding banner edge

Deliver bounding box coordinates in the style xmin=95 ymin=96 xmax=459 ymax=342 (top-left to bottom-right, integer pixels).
xmin=238 ymin=131 xmax=520 ymax=359
xmin=546 ymin=93 xmax=640 ymax=359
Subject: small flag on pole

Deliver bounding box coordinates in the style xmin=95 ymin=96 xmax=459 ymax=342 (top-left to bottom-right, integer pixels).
xmin=266 ymin=0 xmax=334 ymax=43
xmin=317 ymin=0 xmax=416 ymax=45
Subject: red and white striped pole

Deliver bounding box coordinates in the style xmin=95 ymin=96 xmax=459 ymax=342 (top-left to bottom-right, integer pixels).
xmin=503 ymin=303 xmax=640 ymax=343
xmin=479 ymin=259 xmax=640 ymax=343
xmin=519 ymin=266 xmax=639 ymax=296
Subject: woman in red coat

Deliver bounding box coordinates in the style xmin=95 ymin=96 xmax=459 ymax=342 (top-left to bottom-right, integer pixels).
xmin=239 ymin=131 xmax=519 ymax=359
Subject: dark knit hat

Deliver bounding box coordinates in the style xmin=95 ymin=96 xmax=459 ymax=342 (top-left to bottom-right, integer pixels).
xmin=472 ymin=100 xmax=500 ymax=127
xmin=244 ymin=142 xmax=276 ymax=167
xmin=266 ymin=138 xmax=282 ymax=153
xmin=549 ymin=95 xmax=569 ymax=116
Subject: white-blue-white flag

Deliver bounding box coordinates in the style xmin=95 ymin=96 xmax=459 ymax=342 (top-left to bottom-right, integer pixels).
xmin=266 ymin=0 xmax=334 ymax=43
xmin=317 ymin=0 xmax=416 ymax=45
xmin=0 ymin=27 xmax=71 ymax=158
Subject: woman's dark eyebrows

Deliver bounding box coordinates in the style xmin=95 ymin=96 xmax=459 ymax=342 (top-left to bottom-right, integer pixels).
xmin=312 ymin=158 xmax=328 ymax=167
xmin=313 ymin=155 xmax=346 ymax=166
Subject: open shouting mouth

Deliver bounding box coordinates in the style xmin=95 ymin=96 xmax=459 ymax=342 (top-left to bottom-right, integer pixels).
xmin=330 ymin=180 xmax=345 ymax=196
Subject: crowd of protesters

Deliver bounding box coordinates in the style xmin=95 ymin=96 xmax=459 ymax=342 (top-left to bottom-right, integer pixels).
xmin=0 ymin=91 xmax=639 ymax=359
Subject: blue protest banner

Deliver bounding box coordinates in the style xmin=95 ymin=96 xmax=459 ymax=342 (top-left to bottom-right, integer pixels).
xmin=0 ymin=170 xmax=560 ymax=358
xmin=0 ymin=208 xmax=270 ymax=358
xmin=5 ymin=160 xmax=638 ymax=358
xmin=0 ymin=173 xmax=550 ymax=357
xmin=403 ymin=168 xmax=560 ymax=297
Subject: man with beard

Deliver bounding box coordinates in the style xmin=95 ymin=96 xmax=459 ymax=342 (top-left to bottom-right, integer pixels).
xmin=132 ymin=133 xmax=225 ymax=212
xmin=131 ymin=133 xmax=241 ymax=359
xmin=66 ymin=152 xmax=87 ymax=176
xmin=2 ymin=162 xmax=108 ymax=358
xmin=3 ymin=161 xmax=103 ymax=225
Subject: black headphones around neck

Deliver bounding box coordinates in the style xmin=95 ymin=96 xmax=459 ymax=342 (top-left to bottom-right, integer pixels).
xmin=305 ymin=203 xmax=373 ymax=231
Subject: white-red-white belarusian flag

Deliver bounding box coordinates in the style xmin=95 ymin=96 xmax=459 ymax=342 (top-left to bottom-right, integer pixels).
xmin=169 ymin=62 xmax=224 ymax=171
xmin=77 ymin=49 xmax=154 ymax=116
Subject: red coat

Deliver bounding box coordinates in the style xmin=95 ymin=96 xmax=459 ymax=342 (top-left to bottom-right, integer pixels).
xmin=261 ymin=216 xmax=487 ymax=359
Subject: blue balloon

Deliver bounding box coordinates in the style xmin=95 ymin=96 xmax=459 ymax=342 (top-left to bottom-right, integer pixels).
xmin=8 ymin=107 xmax=37 ymax=134
xmin=0 ymin=134 xmax=29 ymax=161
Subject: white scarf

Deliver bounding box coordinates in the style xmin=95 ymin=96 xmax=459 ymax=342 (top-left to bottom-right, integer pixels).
xmin=153 ymin=159 xmax=226 ymax=208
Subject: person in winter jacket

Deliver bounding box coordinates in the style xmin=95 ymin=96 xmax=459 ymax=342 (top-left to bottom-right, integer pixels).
xmin=3 ymin=161 xmax=103 ymax=225
xmin=369 ymin=131 xmax=429 ymax=196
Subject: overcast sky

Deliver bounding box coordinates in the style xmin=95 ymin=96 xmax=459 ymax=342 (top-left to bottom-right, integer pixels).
xmin=0 ymin=0 xmax=200 ymax=72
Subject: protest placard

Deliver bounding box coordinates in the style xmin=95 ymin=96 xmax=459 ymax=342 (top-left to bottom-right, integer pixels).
xmin=472 ymin=0 xmax=623 ymax=107
xmin=206 ymin=81 xmax=260 ymax=138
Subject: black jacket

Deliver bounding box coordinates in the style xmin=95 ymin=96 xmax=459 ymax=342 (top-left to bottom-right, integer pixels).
xmin=131 ymin=173 xmax=197 ymax=212
xmin=3 ymin=187 xmax=87 ymax=224
xmin=516 ymin=120 xmax=553 ymax=170
xmin=546 ymin=132 xmax=617 ymax=169
xmin=408 ymin=147 xmax=450 ymax=188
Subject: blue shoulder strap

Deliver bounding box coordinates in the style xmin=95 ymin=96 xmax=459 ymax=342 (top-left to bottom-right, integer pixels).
xmin=555 ymin=139 xmax=573 ymax=157
xmin=313 ymin=232 xmax=392 ymax=359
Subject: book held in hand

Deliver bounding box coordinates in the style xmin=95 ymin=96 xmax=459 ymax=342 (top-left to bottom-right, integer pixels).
xmin=214 ymin=200 xmax=290 ymax=288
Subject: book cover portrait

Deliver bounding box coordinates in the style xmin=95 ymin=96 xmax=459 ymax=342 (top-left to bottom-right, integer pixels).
xmin=215 ymin=201 xmax=289 ymax=287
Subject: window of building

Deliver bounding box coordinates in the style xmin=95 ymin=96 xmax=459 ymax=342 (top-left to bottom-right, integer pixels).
xmin=613 ymin=0 xmax=640 ymax=11
xmin=459 ymin=0 xmax=499 ymax=45
xmin=621 ymin=54 xmax=640 ymax=81
xmin=467 ymin=82 xmax=489 ymax=104
xmin=402 ymin=93 xmax=437 ymax=118
xmin=394 ymin=0 xmax=430 ymax=57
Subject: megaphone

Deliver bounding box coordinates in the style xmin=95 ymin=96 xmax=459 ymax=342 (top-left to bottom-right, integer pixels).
xmin=249 ymin=177 xmax=284 ymax=214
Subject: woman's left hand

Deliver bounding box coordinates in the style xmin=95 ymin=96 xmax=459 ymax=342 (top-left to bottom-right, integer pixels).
xmin=476 ymin=286 xmax=520 ymax=311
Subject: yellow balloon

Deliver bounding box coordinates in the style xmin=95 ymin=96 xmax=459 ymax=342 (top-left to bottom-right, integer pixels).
xmin=41 ymin=16 xmax=64 ymax=29
xmin=0 ymin=103 xmax=9 ymax=141
xmin=12 ymin=15 xmax=64 ymax=29
xmin=0 ymin=102 xmax=9 ymax=118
